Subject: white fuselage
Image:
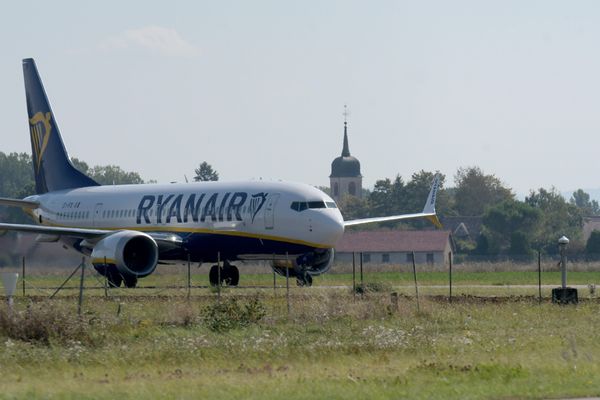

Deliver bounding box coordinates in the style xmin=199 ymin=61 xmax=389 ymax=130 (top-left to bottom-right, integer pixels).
xmin=26 ymin=180 xmax=345 ymax=262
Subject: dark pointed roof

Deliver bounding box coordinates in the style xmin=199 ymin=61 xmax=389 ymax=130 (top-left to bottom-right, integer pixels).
xmin=330 ymin=122 xmax=362 ymax=178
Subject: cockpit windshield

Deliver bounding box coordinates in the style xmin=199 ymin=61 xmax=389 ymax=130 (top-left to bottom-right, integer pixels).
xmin=290 ymin=201 xmax=338 ymax=212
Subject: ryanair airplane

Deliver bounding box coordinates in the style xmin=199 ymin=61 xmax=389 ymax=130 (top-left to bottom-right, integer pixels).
xmin=0 ymin=59 xmax=441 ymax=288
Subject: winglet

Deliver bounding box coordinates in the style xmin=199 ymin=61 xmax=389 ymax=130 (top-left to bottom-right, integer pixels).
xmin=422 ymin=175 xmax=442 ymax=228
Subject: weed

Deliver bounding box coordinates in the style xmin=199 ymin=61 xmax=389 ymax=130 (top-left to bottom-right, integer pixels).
xmin=0 ymin=303 xmax=94 ymax=345
xmin=201 ymin=297 xmax=266 ymax=332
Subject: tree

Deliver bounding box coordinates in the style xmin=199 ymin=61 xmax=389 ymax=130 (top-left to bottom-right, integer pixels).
xmin=454 ymin=166 xmax=513 ymax=216
xmin=570 ymin=189 xmax=600 ymax=216
xmin=194 ymin=162 xmax=219 ymax=182
xmin=481 ymin=199 xmax=542 ymax=255
xmin=586 ymin=230 xmax=600 ymax=254
xmin=525 ymin=188 xmax=583 ymax=253
xmin=89 ymin=165 xmax=144 ymax=185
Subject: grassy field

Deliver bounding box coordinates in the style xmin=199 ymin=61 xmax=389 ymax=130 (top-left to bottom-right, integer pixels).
xmin=1 ymin=269 xmax=600 ymax=399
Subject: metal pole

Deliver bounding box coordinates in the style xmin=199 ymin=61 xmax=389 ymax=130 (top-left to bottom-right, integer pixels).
xmin=22 ymin=256 xmax=25 ymax=297
xmin=273 ymin=254 xmax=276 ymax=295
xmin=560 ymin=246 xmax=567 ymax=289
xmin=286 ymin=252 xmax=290 ymax=316
xmin=360 ymin=252 xmax=364 ymax=287
xmin=448 ymin=251 xmax=452 ymax=303
xmin=217 ymin=252 xmax=221 ymax=301
xmin=50 ymin=263 xmax=82 ymax=299
xmin=352 ymin=252 xmax=356 ymax=300
xmin=187 ymin=253 xmax=191 ymax=300
xmin=77 ymin=257 xmax=85 ymax=316
xmin=104 ymin=256 xmax=108 ymax=298
xmin=412 ymin=251 xmax=420 ymax=312
xmin=538 ymin=251 xmax=542 ymax=303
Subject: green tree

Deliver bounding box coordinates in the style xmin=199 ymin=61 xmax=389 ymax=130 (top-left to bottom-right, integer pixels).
xmin=525 ymin=188 xmax=583 ymax=253
xmin=586 ymin=230 xmax=600 ymax=254
xmin=338 ymin=195 xmax=370 ymax=222
xmin=194 ymin=162 xmax=219 ymax=182
xmin=454 ymin=166 xmax=513 ymax=216
xmin=369 ymin=178 xmax=393 ymax=217
xmin=89 ymin=165 xmax=144 ymax=185
xmin=570 ymin=189 xmax=600 ymax=216
xmin=481 ymin=199 xmax=542 ymax=255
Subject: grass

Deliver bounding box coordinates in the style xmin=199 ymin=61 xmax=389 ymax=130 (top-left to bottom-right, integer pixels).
xmin=1 ymin=279 xmax=600 ymax=399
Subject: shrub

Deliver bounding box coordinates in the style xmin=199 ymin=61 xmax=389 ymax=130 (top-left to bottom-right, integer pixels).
xmin=353 ymin=282 xmax=392 ymax=294
xmin=201 ymin=297 xmax=266 ymax=332
xmin=0 ymin=304 xmax=93 ymax=345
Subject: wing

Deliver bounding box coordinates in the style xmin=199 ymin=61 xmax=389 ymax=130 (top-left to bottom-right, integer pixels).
xmin=0 ymin=197 xmax=39 ymax=209
xmin=343 ymin=174 xmax=442 ymax=228
xmin=0 ymin=222 xmax=183 ymax=254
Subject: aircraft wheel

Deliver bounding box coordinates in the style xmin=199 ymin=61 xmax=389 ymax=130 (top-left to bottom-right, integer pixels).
xmin=229 ymin=265 xmax=240 ymax=286
xmin=296 ymin=272 xmax=313 ymax=287
xmin=107 ymin=270 xmax=122 ymax=288
xmin=209 ymin=265 xmax=220 ymax=286
xmin=123 ymin=275 xmax=138 ymax=288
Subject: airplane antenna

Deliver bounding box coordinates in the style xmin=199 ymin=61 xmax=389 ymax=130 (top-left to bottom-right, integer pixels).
xmin=184 ymin=174 xmax=189 ymax=183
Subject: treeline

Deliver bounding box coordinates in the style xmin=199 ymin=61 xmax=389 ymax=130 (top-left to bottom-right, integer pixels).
xmin=0 ymin=152 xmax=149 ymax=223
xmin=338 ymin=166 xmax=600 ymax=256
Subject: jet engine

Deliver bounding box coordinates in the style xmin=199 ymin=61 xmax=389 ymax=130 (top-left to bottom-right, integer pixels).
xmin=271 ymin=248 xmax=334 ymax=286
xmin=91 ymin=231 xmax=159 ymax=278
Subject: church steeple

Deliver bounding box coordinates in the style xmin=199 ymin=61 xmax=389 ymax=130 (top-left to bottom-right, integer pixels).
xmin=329 ymin=105 xmax=363 ymax=202
xmin=341 ymin=121 xmax=350 ymax=157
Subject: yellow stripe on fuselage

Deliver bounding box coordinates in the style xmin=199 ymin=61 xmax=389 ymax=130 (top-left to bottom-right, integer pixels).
xmin=39 ymin=221 xmax=331 ymax=249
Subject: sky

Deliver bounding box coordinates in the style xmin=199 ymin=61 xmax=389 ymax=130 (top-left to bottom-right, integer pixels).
xmin=1 ymin=1 xmax=600 ymax=197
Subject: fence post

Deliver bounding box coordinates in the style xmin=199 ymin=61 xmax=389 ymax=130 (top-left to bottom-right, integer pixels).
xmin=352 ymin=252 xmax=356 ymax=300
xmin=412 ymin=251 xmax=420 ymax=312
xmin=77 ymin=257 xmax=86 ymax=316
xmin=285 ymin=252 xmax=290 ymax=316
xmin=217 ymin=252 xmax=221 ymax=301
xmin=21 ymin=256 xmax=25 ymax=297
xmin=360 ymin=252 xmax=364 ymax=287
xmin=538 ymin=251 xmax=542 ymax=304
xmin=187 ymin=253 xmax=191 ymax=300
xmin=448 ymin=251 xmax=452 ymax=303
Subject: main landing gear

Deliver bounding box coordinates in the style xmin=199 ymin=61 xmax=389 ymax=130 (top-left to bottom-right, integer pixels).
xmin=296 ymin=270 xmax=313 ymax=287
xmin=96 ymin=266 xmax=138 ymax=288
xmin=209 ymin=262 xmax=240 ymax=287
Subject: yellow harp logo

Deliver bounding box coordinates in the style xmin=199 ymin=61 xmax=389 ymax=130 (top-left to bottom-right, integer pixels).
xmin=29 ymin=112 xmax=52 ymax=172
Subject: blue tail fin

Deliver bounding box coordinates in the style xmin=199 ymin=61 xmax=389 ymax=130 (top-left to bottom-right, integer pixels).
xmin=23 ymin=58 xmax=99 ymax=194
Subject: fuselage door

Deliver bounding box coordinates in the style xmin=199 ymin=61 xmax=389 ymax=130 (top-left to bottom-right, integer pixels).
xmin=93 ymin=203 xmax=103 ymax=227
xmin=264 ymin=194 xmax=280 ymax=230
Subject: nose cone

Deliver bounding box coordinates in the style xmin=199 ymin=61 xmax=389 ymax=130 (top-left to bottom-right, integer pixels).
xmin=317 ymin=209 xmax=345 ymax=247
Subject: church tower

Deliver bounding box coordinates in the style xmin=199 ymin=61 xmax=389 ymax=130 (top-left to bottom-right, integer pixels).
xmin=329 ymin=108 xmax=362 ymax=203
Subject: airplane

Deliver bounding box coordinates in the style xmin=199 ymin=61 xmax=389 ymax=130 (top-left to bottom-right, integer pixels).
xmin=0 ymin=58 xmax=442 ymax=288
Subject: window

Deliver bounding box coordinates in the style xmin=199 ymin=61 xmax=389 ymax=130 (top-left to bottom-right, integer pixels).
xmin=362 ymin=253 xmax=371 ymax=263
xmin=426 ymin=253 xmax=434 ymax=265
xmin=349 ymin=181 xmax=356 ymax=196
xmin=290 ymin=201 xmax=308 ymax=212
xmin=406 ymin=253 xmax=414 ymax=263
xmin=333 ymin=182 xmax=339 ymax=196
xmin=325 ymin=202 xmax=337 ymax=209
xmin=308 ymin=201 xmax=326 ymax=209
xmin=382 ymin=253 xmax=390 ymax=263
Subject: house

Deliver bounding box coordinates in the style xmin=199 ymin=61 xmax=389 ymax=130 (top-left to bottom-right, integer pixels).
xmin=334 ymin=230 xmax=454 ymax=267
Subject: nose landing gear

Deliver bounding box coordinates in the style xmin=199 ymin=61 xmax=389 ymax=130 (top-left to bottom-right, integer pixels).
xmin=209 ymin=261 xmax=240 ymax=287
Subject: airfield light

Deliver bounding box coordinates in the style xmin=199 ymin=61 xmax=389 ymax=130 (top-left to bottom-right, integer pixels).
xmin=552 ymin=235 xmax=578 ymax=304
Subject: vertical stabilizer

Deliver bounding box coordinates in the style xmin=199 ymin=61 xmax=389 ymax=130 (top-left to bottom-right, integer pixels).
xmin=23 ymin=58 xmax=99 ymax=194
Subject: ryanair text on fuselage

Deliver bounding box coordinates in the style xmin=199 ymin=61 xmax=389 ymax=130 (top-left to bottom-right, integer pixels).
xmin=136 ymin=191 xmax=269 ymax=225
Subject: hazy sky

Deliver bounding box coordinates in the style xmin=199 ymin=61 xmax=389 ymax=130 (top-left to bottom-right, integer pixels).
xmin=1 ymin=1 xmax=600 ymax=196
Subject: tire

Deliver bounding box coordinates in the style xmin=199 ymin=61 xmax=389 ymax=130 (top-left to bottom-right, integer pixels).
xmin=229 ymin=265 xmax=240 ymax=286
xmin=209 ymin=265 xmax=220 ymax=286
xmin=123 ymin=275 xmax=138 ymax=288
xmin=107 ymin=270 xmax=122 ymax=288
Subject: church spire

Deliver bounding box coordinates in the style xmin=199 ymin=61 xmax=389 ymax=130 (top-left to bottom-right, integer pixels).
xmin=342 ymin=105 xmax=350 ymax=157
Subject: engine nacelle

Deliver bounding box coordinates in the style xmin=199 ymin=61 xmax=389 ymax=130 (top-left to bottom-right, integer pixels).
xmin=91 ymin=231 xmax=159 ymax=278
xmin=271 ymin=248 xmax=334 ymax=278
